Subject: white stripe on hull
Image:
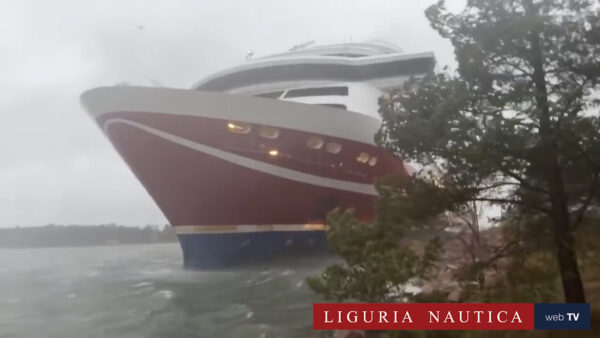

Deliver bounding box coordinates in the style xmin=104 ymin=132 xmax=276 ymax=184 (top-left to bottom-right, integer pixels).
xmin=174 ymin=224 xmax=326 ymax=234
xmin=104 ymin=118 xmax=377 ymax=196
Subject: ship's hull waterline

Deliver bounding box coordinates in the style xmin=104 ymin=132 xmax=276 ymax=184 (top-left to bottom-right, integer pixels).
xmin=81 ymin=86 xmax=408 ymax=268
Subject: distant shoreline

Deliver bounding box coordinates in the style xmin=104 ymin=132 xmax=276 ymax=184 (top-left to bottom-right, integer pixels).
xmin=0 ymin=241 xmax=179 ymax=250
xmin=0 ymin=224 xmax=177 ymax=249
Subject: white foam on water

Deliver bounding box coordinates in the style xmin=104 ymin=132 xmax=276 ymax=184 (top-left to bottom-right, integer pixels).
xmin=132 ymin=281 xmax=153 ymax=288
xmin=155 ymin=289 xmax=175 ymax=299
xmin=250 ymin=277 xmax=274 ymax=286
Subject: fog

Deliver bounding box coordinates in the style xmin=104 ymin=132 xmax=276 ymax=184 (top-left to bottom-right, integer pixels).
xmin=0 ymin=0 xmax=464 ymax=227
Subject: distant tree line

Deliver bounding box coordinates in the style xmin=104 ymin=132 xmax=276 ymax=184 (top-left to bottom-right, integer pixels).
xmin=0 ymin=224 xmax=177 ymax=248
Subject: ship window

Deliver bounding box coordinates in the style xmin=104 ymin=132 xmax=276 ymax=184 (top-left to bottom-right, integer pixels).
xmin=368 ymin=156 xmax=378 ymax=166
xmin=306 ymin=136 xmax=324 ymax=149
xmin=325 ymin=142 xmax=342 ymax=154
xmin=227 ymin=121 xmax=251 ymax=134
xmin=356 ymin=152 xmax=370 ymax=163
xmin=259 ymin=126 xmax=279 ymax=139
xmin=325 ymin=53 xmax=368 ymax=58
xmin=254 ymin=91 xmax=284 ymax=99
xmin=316 ymin=104 xmax=347 ymax=110
xmin=284 ymin=86 xmax=348 ymax=98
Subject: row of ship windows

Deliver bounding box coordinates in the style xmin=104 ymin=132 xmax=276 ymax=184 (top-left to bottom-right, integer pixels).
xmin=254 ymin=86 xmax=348 ymax=99
xmin=227 ymin=121 xmax=378 ymax=166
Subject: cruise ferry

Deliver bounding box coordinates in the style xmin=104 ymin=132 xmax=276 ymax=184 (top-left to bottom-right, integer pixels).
xmin=80 ymin=41 xmax=435 ymax=268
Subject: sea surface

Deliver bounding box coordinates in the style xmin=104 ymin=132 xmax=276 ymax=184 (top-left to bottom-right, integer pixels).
xmin=0 ymin=243 xmax=335 ymax=338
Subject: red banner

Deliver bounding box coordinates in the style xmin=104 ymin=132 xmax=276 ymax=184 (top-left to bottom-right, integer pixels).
xmin=313 ymin=303 xmax=535 ymax=330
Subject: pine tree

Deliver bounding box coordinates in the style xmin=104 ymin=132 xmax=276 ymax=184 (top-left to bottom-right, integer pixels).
xmin=377 ymin=0 xmax=600 ymax=302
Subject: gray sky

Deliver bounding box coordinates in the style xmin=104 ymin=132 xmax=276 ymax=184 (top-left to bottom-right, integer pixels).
xmin=0 ymin=0 xmax=464 ymax=227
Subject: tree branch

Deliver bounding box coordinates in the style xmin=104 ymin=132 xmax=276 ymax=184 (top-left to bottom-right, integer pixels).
xmin=497 ymin=166 xmax=551 ymax=196
xmin=571 ymin=171 xmax=599 ymax=230
xmin=482 ymin=239 xmax=519 ymax=266
xmin=472 ymin=197 xmax=551 ymax=214
xmin=554 ymin=78 xmax=590 ymax=128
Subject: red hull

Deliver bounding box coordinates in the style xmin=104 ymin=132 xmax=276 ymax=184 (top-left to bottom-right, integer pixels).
xmin=99 ymin=112 xmax=406 ymax=227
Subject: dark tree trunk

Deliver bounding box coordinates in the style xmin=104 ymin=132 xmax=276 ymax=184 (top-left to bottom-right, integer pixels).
xmin=547 ymin=157 xmax=586 ymax=302
xmin=551 ymin=206 xmax=586 ymax=302
xmin=526 ymin=3 xmax=586 ymax=302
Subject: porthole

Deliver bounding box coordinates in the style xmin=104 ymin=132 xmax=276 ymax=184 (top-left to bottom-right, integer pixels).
xmin=259 ymin=126 xmax=279 ymax=139
xmin=227 ymin=121 xmax=251 ymax=134
xmin=306 ymin=136 xmax=324 ymax=149
xmin=368 ymin=157 xmax=378 ymax=166
xmin=356 ymin=152 xmax=370 ymax=163
xmin=325 ymin=142 xmax=342 ymax=154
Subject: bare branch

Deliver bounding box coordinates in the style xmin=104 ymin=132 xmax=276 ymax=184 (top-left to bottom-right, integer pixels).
xmin=572 ymin=171 xmax=599 ymax=230
xmin=482 ymin=239 xmax=519 ymax=266
xmin=497 ymin=166 xmax=551 ymax=196
xmin=473 ymin=197 xmax=551 ymax=214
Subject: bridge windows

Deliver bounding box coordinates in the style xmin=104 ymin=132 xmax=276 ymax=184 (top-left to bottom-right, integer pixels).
xmin=284 ymin=86 xmax=348 ymax=98
xmin=324 ymin=53 xmax=368 ymax=58
xmin=315 ymin=104 xmax=347 ymax=110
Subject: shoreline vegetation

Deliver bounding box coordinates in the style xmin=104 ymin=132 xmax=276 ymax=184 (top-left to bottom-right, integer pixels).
xmin=0 ymin=224 xmax=177 ymax=248
xmin=309 ymin=0 xmax=599 ymax=336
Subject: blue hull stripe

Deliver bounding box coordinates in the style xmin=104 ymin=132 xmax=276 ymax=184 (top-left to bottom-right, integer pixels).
xmin=177 ymin=231 xmax=329 ymax=269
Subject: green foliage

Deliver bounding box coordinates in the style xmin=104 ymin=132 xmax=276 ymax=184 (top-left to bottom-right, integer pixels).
xmin=309 ymin=3 xmax=600 ymax=336
xmin=460 ymin=227 xmax=561 ymax=303
xmin=307 ymin=174 xmax=453 ymax=303
xmin=377 ymin=0 xmax=600 ymax=302
xmin=307 ymin=189 xmax=443 ymax=302
xmin=377 ymin=0 xmax=600 ymax=215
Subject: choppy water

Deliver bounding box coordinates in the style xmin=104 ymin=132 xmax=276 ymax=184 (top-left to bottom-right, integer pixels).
xmin=0 ymin=243 xmax=334 ymax=338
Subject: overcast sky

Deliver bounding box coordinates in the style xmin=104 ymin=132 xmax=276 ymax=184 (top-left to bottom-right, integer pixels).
xmin=0 ymin=0 xmax=464 ymax=227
